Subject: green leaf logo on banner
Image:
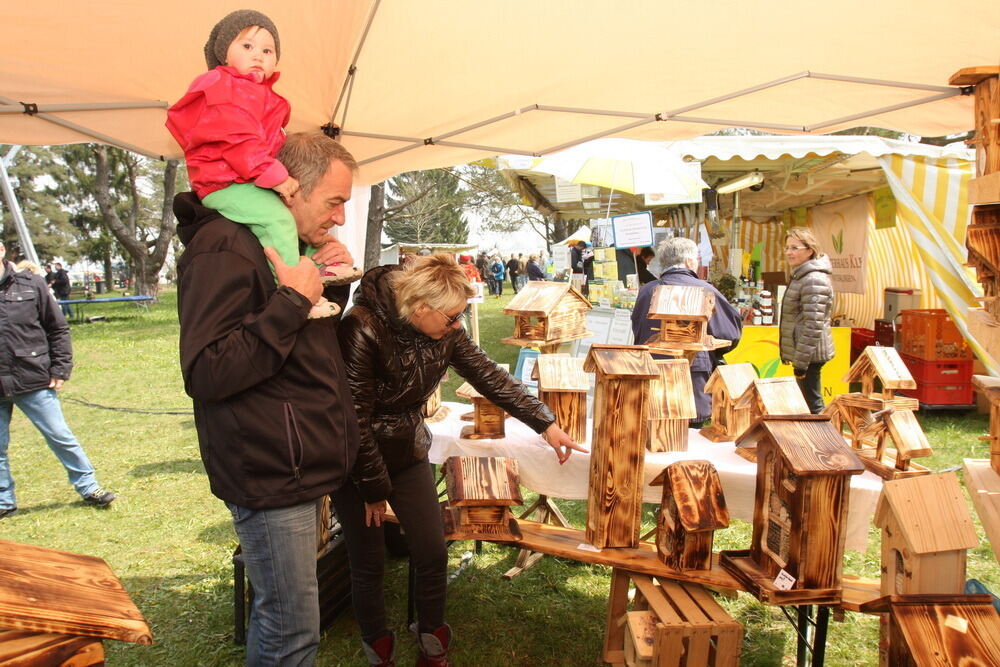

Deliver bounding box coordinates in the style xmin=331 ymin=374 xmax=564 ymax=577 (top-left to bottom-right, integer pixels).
xmin=760 ymin=358 xmax=781 ymax=378
xmin=832 ymin=229 xmax=844 ymax=254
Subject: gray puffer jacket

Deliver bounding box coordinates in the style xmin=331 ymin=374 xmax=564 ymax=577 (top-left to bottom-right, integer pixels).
xmin=779 ymin=255 xmax=834 ymax=371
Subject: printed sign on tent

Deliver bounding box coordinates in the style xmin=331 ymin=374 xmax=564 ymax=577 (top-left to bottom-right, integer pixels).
xmin=611 ymin=211 xmax=654 ymax=248
xmin=811 ymin=196 xmax=870 ymax=294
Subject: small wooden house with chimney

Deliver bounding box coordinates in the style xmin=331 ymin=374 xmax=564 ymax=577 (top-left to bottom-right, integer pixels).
xmin=500 ymin=281 xmax=592 ymax=351
xmin=650 ymin=460 xmax=730 ymax=571
xmin=647 ymin=359 xmax=698 ymax=452
xmin=443 ymin=456 xmax=523 ymax=540
xmin=583 ymin=344 xmax=658 ymax=548
xmin=721 ymin=415 xmax=864 ymax=605
xmin=874 ymin=472 xmax=978 ymax=596
xmin=700 ymin=363 xmax=758 ymax=442
xmin=531 ymin=353 xmax=589 ymax=444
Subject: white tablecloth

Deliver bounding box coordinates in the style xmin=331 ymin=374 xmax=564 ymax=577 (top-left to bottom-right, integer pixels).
xmin=428 ymin=402 xmax=882 ymax=552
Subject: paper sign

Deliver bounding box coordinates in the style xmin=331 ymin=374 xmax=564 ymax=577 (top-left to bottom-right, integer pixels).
xmin=773 ymin=569 xmax=796 ymax=590
xmin=873 ymin=187 xmax=897 ymax=229
xmin=468 ymin=281 xmax=484 ymax=304
xmin=608 ymin=309 xmax=634 ymax=345
xmin=577 ymin=543 xmax=602 ymax=553
xmin=611 ymin=211 xmax=654 ymax=248
xmin=552 ymin=245 xmax=570 ymax=271
xmin=554 ymin=177 xmax=583 ymax=203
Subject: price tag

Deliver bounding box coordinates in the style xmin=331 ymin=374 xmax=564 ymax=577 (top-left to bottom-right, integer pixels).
xmin=577 ymin=543 xmax=602 ymax=553
xmin=773 ymin=569 xmax=796 ymax=591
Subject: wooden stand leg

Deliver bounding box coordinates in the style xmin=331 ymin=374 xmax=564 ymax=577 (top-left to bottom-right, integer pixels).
xmin=602 ymin=568 xmax=631 ymax=666
xmin=503 ymin=495 xmax=570 ymax=579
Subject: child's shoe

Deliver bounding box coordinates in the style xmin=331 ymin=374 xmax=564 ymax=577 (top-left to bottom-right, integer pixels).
xmin=308 ymin=296 xmax=341 ymax=319
xmin=319 ymin=264 xmax=363 ymax=286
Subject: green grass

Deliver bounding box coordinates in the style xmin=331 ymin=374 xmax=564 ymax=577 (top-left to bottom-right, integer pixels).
xmin=2 ymin=289 xmax=997 ymax=666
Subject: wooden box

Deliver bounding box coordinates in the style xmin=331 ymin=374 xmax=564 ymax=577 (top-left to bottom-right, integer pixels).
xmin=874 ymin=472 xmax=978 ymax=597
xmin=721 ymin=416 xmax=864 ymax=605
xmin=604 ymin=569 xmax=742 ymax=667
xmin=456 ymin=364 xmax=509 ymax=440
xmin=584 ymin=344 xmax=658 ymax=548
xmin=700 ymin=363 xmax=758 ymax=442
xmin=443 ymin=456 xmax=523 ymax=540
xmin=647 ymin=359 xmax=697 ymax=452
xmin=500 ymin=281 xmax=592 ymax=349
xmin=532 ymin=353 xmax=589 ymax=444
xmin=644 ymin=284 xmax=714 ymax=347
xmin=650 ymin=460 xmax=729 ymax=571
xmin=860 ymin=594 xmax=1000 ymax=667
xmin=0 ymin=539 xmax=152 ymax=663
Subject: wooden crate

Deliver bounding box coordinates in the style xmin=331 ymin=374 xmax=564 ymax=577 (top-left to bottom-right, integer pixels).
xmin=604 ymin=569 xmax=742 ymax=667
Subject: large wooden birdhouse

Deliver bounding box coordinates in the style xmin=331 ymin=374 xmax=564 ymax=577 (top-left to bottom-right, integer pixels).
xmin=583 ymin=344 xmax=659 ymax=548
xmin=974 ymin=374 xmax=1000 ymax=474
xmin=845 ymin=346 xmax=916 ymax=400
xmin=874 ymin=472 xmax=978 ymax=596
xmin=700 ymin=363 xmax=758 ymax=442
xmin=650 ymin=460 xmax=730 ymax=571
xmin=641 ymin=285 xmax=731 ymax=360
xmin=456 ymin=364 xmax=509 ymax=439
xmin=500 ymin=281 xmax=592 ymax=351
xmin=0 ymin=539 xmax=153 ymax=664
xmin=443 ymin=456 xmax=523 ymax=540
xmin=860 ymin=594 xmax=1000 ymax=667
xmin=531 ymin=353 xmax=589 ymax=443
xmin=647 ymin=358 xmax=697 ymax=452
xmin=721 ymin=415 xmax=864 ymax=605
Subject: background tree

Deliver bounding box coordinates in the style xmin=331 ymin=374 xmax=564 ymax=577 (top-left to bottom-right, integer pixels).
xmin=383 ymin=169 xmax=468 ymax=245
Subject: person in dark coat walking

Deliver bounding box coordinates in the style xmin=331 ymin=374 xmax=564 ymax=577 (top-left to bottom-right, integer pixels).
xmin=51 ymin=262 xmax=72 ymax=317
xmin=0 ymin=242 xmax=115 ymax=519
xmin=632 ymin=237 xmax=743 ymax=426
xmin=336 ymin=253 xmax=585 ymax=665
xmin=505 ymin=254 xmax=520 ymax=294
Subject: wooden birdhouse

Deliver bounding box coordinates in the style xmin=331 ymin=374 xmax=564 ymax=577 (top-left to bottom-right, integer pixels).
xmin=500 ymin=281 xmax=592 ymax=351
xmin=974 ymin=374 xmax=1000 ymax=474
xmin=647 ymin=358 xmax=697 ymax=452
xmin=641 ymin=285 xmax=731 ymax=360
xmin=442 ymin=456 xmax=523 ymax=540
xmin=650 ymin=460 xmax=730 ymax=571
xmin=0 ymin=539 xmax=153 ymax=664
xmin=859 ymin=594 xmax=1000 ymax=667
xmin=873 ymin=472 xmax=978 ymax=596
xmin=456 ymin=364 xmax=509 ymax=439
xmin=583 ymin=344 xmax=659 ymax=548
xmin=732 ymin=377 xmax=810 ymax=461
xmin=700 ymin=363 xmax=758 ymax=442
xmin=844 ymin=346 xmax=917 ymax=400
xmin=721 ymin=415 xmax=865 ymax=605
xmin=531 ymin=353 xmax=589 ymax=444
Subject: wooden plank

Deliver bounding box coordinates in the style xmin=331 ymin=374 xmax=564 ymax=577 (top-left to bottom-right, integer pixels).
xmin=720 ymin=550 xmax=843 ymax=606
xmin=515 ymin=522 xmax=742 ymax=590
xmin=968 ymin=309 xmax=1000 ymax=375
xmin=880 ymin=471 xmax=979 ymax=554
xmin=970 ymin=172 xmax=1000 ymax=205
xmin=839 ymin=574 xmax=883 ymax=614
xmin=891 ymin=600 xmax=1000 ymax=665
xmin=964 ymin=459 xmax=1000 ymax=564
xmin=754 ymin=377 xmax=810 ymax=416
xmin=949 ymin=66 xmax=1000 ymax=86
xmin=583 ymin=344 xmax=658 ymax=379
xmin=539 ymin=391 xmax=588 ymax=444
xmin=0 ymin=540 xmax=152 ymax=645
xmin=883 ymin=410 xmax=932 ymax=460
xmin=0 ymin=630 xmax=105 ymax=666
xmin=648 ymin=359 xmax=697 ymax=420
xmin=444 ymin=456 xmax=522 ymax=506
xmin=603 ymin=569 xmax=632 ymax=663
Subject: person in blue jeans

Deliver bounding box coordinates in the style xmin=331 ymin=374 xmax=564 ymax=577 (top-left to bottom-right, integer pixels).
xmin=0 ymin=241 xmax=115 ymax=519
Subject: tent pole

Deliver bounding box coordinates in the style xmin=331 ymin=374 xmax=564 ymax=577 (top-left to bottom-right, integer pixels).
xmin=0 ymin=145 xmax=40 ymax=265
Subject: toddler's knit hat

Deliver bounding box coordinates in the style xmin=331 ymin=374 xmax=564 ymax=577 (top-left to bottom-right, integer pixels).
xmin=204 ymin=9 xmax=281 ymax=70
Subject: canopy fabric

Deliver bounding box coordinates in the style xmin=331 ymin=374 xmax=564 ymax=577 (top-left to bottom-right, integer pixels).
xmin=3 ymin=1 xmax=998 ymax=185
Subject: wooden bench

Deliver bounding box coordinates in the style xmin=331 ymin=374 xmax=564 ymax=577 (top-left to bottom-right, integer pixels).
xmin=604 ymin=569 xmax=742 ymax=667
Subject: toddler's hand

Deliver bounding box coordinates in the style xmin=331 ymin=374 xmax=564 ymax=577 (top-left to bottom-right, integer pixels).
xmin=274 ymin=177 xmax=300 ymax=206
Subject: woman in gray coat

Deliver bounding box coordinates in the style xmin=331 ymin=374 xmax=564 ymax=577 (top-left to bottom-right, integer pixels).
xmin=779 ymin=227 xmax=834 ymax=413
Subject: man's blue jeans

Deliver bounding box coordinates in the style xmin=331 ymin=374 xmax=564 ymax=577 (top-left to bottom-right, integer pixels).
xmin=0 ymin=388 xmax=101 ymax=509
xmin=226 ymin=498 xmax=321 ymax=667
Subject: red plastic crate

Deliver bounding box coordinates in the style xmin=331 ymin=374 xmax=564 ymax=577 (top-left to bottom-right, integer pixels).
xmin=900 ymin=354 xmax=973 ymax=384
xmin=850 ymin=328 xmax=875 ymax=363
xmin=874 ymin=319 xmax=895 ymax=347
xmin=899 ymin=382 xmax=974 ymax=405
xmin=898 ymin=309 xmax=972 ymax=361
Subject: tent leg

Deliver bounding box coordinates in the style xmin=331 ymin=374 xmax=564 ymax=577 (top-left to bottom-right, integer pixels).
xmin=0 ymin=145 xmax=40 ymax=265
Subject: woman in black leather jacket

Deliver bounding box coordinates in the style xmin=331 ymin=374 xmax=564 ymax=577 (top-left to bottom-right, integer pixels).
xmin=335 ymin=253 xmax=583 ymax=666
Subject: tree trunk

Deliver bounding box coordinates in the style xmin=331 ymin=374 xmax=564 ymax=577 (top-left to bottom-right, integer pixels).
xmin=364 ymin=182 xmax=385 ymax=270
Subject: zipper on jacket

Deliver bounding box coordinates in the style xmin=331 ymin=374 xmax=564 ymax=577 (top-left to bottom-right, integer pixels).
xmin=283 ymin=402 xmax=304 ymax=481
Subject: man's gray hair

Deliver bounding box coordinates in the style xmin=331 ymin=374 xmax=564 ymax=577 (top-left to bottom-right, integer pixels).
xmin=657 ymin=236 xmax=699 ymax=269
xmin=278 ymin=132 xmax=358 ymax=198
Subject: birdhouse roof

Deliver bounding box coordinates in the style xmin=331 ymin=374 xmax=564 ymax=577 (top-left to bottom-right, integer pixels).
xmin=703 ymin=363 xmax=758 ymax=399
xmin=647 ymin=284 xmax=715 ymax=321
xmin=502 ymin=281 xmax=592 ymax=316
xmin=883 ymin=410 xmax=932 ymax=459
xmin=973 ymin=374 xmax=1000 ymax=403
xmin=842 ymin=346 xmax=916 ymax=389
xmin=736 ymin=377 xmax=810 ymax=414
xmin=456 ymin=364 xmax=509 ymax=399
xmin=583 ymin=344 xmax=658 ymax=379
xmin=650 ymin=460 xmax=730 ymax=531
xmin=648 ymin=359 xmax=697 ymax=419
xmin=444 ymin=456 xmax=523 ymax=507
xmin=873 ymin=471 xmax=978 ymax=553
xmin=736 ymin=416 xmax=865 ymax=475
xmin=531 ymin=354 xmax=589 ymax=392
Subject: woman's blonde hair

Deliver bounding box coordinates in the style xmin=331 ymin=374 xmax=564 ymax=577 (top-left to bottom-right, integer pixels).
xmin=785 ymin=227 xmax=822 ymax=260
xmin=392 ymin=253 xmax=474 ymax=321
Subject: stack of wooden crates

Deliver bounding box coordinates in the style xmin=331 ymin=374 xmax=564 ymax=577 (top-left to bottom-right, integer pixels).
xmin=896 ymin=309 xmax=974 ymax=406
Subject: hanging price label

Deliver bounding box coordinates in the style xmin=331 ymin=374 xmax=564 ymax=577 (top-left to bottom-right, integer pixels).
xmin=773 ymin=569 xmax=796 ymax=590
